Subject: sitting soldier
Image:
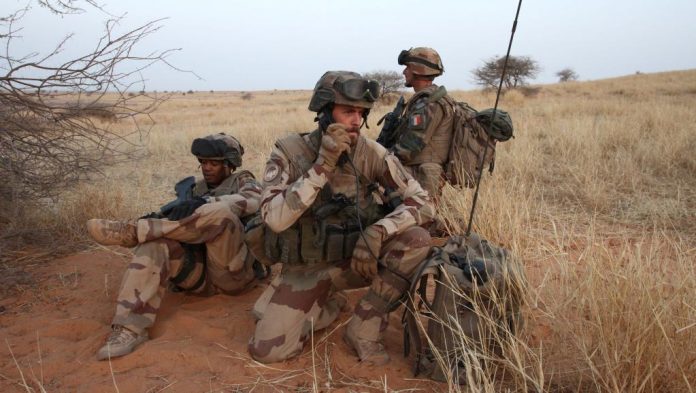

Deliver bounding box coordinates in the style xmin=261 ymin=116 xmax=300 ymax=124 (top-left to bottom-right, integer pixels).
xmin=87 ymin=133 xmax=264 ymax=360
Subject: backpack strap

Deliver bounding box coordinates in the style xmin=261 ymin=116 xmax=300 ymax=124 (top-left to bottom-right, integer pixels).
xmin=428 ymin=85 xmax=448 ymax=103
xmin=401 ymin=251 xmax=446 ymax=376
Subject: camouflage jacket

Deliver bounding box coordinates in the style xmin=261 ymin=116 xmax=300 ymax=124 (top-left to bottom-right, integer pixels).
xmin=192 ymin=170 xmax=262 ymax=218
xmin=392 ymin=84 xmax=455 ymax=166
xmin=260 ymin=130 xmax=435 ymax=239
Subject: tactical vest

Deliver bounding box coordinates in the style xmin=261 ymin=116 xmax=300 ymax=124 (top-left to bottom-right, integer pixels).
xmin=397 ymin=85 xmax=455 ymax=167
xmin=402 ymin=234 xmax=526 ymax=384
xmin=170 ymin=171 xmax=251 ymax=292
xmin=258 ymin=130 xmax=386 ymax=266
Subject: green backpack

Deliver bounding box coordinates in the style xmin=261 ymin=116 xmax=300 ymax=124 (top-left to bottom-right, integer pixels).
xmin=444 ymin=101 xmax=514 ymax=187
xmin=403 ymin=233 xmax=526 ymax=384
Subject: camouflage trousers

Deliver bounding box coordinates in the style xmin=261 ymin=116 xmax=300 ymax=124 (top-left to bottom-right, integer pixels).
xmin=112 ymin=202 xmax=256 ymax=334
xmin=248 ymin=226 xmax=431 ymax=363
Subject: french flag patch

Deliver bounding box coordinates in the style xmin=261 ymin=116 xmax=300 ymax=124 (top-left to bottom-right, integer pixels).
xmin=410 ymin=114 xmax=424 ymax=127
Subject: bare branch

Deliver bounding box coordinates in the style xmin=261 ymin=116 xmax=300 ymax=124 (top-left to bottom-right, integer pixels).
xmin=37 ymin=0 xmax=101 ymax=15
xmin=1 ymin=3 xmax=175 ymax=204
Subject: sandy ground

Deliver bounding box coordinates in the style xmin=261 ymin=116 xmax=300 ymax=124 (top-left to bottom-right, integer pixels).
xmin=0 ymin=248 xmax=440 ymax=392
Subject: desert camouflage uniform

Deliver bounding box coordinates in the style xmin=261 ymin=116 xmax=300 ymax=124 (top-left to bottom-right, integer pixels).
xmin=392 ymin=84 xmax=455 ymax=200
xmin=248 ymin=130 xmax=435 ymax=363
xmin=112 ymin=172 xmax=262 ymax=334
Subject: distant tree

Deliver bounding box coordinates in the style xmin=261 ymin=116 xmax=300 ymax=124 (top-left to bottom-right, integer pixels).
xmin=556 ymin=67 xmax=579 ymax=82
xmin=472 ymin=55 xmax=540 ymax=90
xmin=1 ymin=1 xmax=178 ymax=202
xmin=364 ymin=70 xmax=405 ymax=98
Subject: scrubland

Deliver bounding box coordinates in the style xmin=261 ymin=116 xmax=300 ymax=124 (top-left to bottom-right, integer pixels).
xmin=2 ymin=70 xmax=695 ymax=392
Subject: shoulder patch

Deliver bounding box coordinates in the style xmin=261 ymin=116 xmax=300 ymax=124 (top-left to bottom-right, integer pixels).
xmin=263 ymin=163 xmax=281 ymax=184
xmin=409 ymin=113 xmax=425 ymax=129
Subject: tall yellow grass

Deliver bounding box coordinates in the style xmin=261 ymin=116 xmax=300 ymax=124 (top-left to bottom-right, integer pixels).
xmin=11 ymin=70 xmax=696 ymax=391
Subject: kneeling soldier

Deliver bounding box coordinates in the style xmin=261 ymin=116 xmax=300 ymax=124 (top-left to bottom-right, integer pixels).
xmin=247 ymin=71 xmax=435 ymax=365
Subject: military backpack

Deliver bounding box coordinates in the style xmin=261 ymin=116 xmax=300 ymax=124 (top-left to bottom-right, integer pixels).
xmin=442 ymin=98 xmax=514 ymax=187
xmin=402 ymin=233 xmax=526 ymax=384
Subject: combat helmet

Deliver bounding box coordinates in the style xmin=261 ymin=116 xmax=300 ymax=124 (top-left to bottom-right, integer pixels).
xmin=475 ymin=109 xmax=514 ymax=142
xmin=398 ymin=47 xmax=444 ymax=77
xmin=190 ymin=133 xmax=244 ymax=168
xmin=308 ymin=71 xmax=380 ymax=113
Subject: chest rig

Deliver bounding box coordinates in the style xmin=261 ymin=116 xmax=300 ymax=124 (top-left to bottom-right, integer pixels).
xmin=264 ymin=130 xmax=383 ymax=266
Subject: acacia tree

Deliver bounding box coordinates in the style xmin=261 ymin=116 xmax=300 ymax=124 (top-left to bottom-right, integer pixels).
xmin=364 ymin=70 xmax=404 ymax=99
xmin=472 ymin=55 xmax=540 ymax=90
xmin=1 ymin=1 xmax=179 ymax=204
xmin=556 ymin=67 xmax=579 ymax=82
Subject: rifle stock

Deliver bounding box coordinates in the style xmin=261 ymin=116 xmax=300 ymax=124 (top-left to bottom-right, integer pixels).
xmin=159 ymin=176 xmax=196 ymax=216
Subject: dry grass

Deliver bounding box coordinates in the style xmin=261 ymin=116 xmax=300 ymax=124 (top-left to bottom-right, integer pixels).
xmin=432 ymin=70 xmax=696 ymax=392
xmin=4 ymin=69 xmax=696 ymax=391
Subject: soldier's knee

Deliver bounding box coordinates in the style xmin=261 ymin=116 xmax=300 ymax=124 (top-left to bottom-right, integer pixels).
xmin=197 ymin=201 xmax=236 ymax=218
xmin=400 ymin=226 xmax=431 ymax=250
xmin=132 ymin=239 xmax=169 ymax=258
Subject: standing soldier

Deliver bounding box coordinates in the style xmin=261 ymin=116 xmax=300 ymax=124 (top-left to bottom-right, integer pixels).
xmin=87 ymin=133 xmax=264 ymax=360
xmin=247 ymin=71 xmax=435 ymax=365
xmin=380 ymin=47 xmax=455 ymax=200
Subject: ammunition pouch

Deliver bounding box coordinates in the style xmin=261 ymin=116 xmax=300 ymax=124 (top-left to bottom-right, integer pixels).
xmin=251 ymin=204 xmax=381 ymax=267
xmin=265 ymin=217 xmax=364 ymax=266
xmin=245 ymin=213 xmax=276 ymax=267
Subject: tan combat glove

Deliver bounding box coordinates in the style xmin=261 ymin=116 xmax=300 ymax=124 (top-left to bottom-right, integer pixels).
xmin=351 ymin=225 xmax=386 ymax=280
xmin=316 ymin=123 xmax=351 ymax=172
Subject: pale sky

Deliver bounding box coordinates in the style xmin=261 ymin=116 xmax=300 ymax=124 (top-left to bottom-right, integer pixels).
xmin=11 ymin=0 xmax=696 ymax=91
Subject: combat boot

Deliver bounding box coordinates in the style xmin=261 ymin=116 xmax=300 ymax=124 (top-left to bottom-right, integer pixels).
xmin=87 ymin=219 xmax=138 ymax=247
xmin=344 ymin=316 xmax=390 ymax=366
xmin=96 ymin=325 xmax=148 ymax=360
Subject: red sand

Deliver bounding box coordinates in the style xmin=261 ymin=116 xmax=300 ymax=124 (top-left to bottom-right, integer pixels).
xmin=0 ymin=249 xmax=440 ymax=392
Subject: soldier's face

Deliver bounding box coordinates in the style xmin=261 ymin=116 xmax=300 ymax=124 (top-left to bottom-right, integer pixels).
xmin=332 ymin=104 xmax=365 ymax=146
xmin=199 ymin=159 xmax=231 ymax=186
xmin=403 ymin=65 xmax=414 ymax=88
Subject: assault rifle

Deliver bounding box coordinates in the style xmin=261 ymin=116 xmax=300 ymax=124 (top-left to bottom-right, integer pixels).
xmin=376 ymin=95 xmax=405 ymax=148
xmin=159 ymin=176 xmax=196 ymax=217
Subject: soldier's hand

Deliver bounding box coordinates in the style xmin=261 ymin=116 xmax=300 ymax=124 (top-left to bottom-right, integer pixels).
xmin=316 ymin=123 xmax=351 ymax=172
xmin=351 ymin=226 xmax=385 ymax=280
xmin=166 ymin=197 xmax=207 ymax=221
